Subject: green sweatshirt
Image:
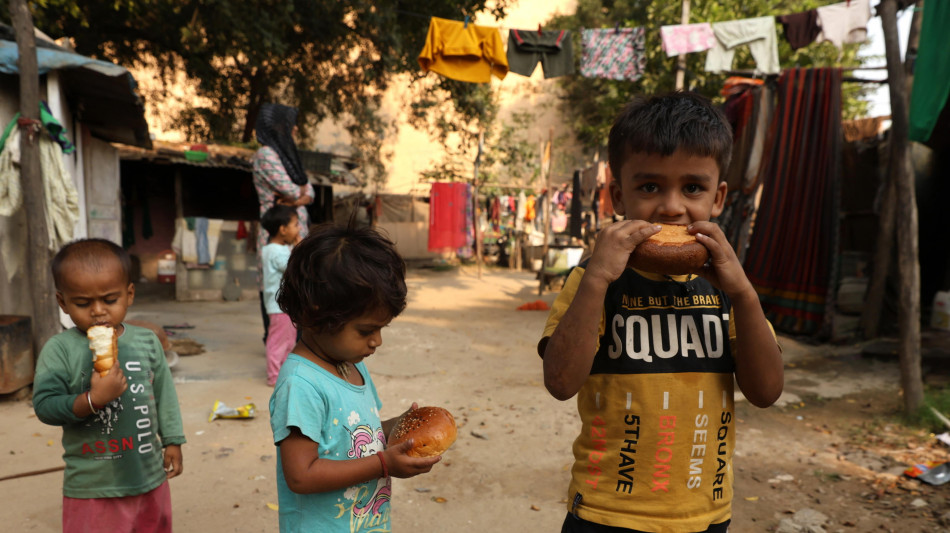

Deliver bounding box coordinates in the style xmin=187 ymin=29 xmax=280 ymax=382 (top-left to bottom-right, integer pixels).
xmin=33 ymin=324 xmax=186 ymax=498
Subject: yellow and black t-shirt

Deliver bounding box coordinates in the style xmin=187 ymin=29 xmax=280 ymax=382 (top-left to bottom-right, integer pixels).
xmin=542 ymin=265 xmax=737 ymax=532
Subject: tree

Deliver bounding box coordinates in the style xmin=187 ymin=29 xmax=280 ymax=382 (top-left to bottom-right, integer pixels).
xmin=6 ymin=0 xmax=512 ymax=185
xmin=547 ymin=0 xmax=874 ymax=151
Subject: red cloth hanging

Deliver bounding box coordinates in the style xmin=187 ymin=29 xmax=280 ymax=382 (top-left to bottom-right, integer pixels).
xmin=235 ymin=220 xmax=248 ymax=240
xmin=428 ymin=182 xmax=469 ymax=251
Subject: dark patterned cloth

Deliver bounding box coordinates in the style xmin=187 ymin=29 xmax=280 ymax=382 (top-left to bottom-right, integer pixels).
xmin=255 ymin=103 xmax=307 ymax=185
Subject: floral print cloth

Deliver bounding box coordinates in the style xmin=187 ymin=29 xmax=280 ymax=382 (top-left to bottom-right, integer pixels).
xmin=580 ymin=27 xmax=646 ymax=82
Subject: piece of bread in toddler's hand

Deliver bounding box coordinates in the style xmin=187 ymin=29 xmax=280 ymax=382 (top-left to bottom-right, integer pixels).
xmin=628 ymin=223 xmax=709 ymax=275
xmin=87 ymin=325 xmax=117 ymax=377
xmin=388 ymin=406 xmax=457 ymax=457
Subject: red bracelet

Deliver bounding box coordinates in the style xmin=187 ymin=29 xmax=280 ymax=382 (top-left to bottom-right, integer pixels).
xmin=377 ymin=452 xmax=388 ymax=478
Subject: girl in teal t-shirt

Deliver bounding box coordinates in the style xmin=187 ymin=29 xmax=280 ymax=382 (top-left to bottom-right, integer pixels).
xmin=269 ymin=222 xmax=441 ymax=533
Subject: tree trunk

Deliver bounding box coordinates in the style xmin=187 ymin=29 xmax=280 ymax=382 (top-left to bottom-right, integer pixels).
xmin=241 ymin=69 xmax=267 ymax=143
xmin=10 ymin=0 xmax=60 ymax=358
xmin=880 ymin=0 xmax=923 ymax=415
xmin=861 ymin=2 xmax=924 ymax=340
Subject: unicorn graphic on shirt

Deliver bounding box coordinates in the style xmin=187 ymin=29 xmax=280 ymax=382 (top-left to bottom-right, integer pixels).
xmin=343 ymin=416 xmax=391 ymax=522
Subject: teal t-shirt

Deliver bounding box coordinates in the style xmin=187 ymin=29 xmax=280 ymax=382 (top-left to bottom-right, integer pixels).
xmin=269 ymin=354 xmax=391 ymax=532
xmin=32 ymin=324 xmax=186 ymax=498
xmin=262 ymin=242 xmax=291 ymax=315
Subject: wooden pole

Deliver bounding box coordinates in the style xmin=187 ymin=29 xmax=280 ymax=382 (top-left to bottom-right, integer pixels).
xmin=860 ymin=2 xmax=924 ymax=339
xmin=880 ymin=0 xmax=923 ymax=415
xmin=473 ymin=129 xmax=484 ymax=279
xmin=10 ymin=0 xmax=60 ymax=357
xmin=675 ymin=0 xmax=691 ymax=90
xmin=538 ymin=129 xmax=553 ymax=295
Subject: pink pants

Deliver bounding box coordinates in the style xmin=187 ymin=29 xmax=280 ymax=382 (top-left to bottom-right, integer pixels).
xmin=267 ymin=313 xmax=297 ymax=385
xmin=63 ymin=480 xmax=171 ymax=533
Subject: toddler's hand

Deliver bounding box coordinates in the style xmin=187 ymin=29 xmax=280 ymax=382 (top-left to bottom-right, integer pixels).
xmin=690 ymin=221 xmax=754 ymax=297
xmin=164 ymin=445 xmax=184 ymax=479
xmin=383 ymin=441 xmax=440 ymax=479
xmin=89 ymin=365 xmax=128 ymax=407
xmin=585 ymin=220 xmax=660 ymax=286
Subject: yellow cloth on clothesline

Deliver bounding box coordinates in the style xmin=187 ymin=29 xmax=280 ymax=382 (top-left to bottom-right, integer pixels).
xmin=418 ymin=16 xmax=508 ymax=83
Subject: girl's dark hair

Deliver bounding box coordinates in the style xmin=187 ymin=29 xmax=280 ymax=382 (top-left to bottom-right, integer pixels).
xmin=51 ymin=238 xmax=132 ymax=289
xmin=607 ymin=91 xmax=733 ymax=183
xmin=278 ymin=222 xmax=407 ymax=333
xmin=261 ymin=204 xmax=298 ymax=238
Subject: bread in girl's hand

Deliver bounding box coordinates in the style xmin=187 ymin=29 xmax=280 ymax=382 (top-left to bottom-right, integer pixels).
xmin=87 ymin=326 xmax=117 ymax=377
xmin=628 ymin=223 xmax=709 ymax=275
xmin=388 ymin=406 xmax=457 ymax=457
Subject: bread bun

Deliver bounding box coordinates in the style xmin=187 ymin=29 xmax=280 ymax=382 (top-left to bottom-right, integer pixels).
xmin=87 ymin=325 xmax=117 ymax=377
xmin=388 ymin=406 xmax=457 ymax=458
xmin=628 ymin=223 xmax=708 ymax=275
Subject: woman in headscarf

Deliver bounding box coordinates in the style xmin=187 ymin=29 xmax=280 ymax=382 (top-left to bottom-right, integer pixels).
xmin=252 ymin=103 xmax=313 ymax=344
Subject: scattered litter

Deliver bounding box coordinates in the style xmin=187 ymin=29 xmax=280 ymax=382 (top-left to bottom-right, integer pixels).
xmin=930 ymin=406 xmax=950 ymax=430
xmin=414 ymin=487 xmax=431 ymax=493
xmin=266 ymin=502 xmax=279 ymax=511
xmin=195 ymin=430 xmax=205 ymax=436
xmin=517 ymin=300 xmax=550 ymax=311
xmin=470 ymin=431 xmax=488 ymax=440
xmin=530 ymin=504 xmax=541 ymax=511
xmin=937 ymin=432 xmax=950 ymax=447
xmin=904 ymin=461 xmax=950 ymax=486
xmin=163 ymin=323 xmax=196 ymax=329
xmin=170 ymin=338 xmax=205 ymax=356
xmin=432 ymin=497 xmax=447 ymax=503
xmin=208 ymin=400 xmax=256 ymax=422
xmin=744 ymin=496 xmax=759 ymax=501
xmin=911 ymin=498 xmax=928 ymax=508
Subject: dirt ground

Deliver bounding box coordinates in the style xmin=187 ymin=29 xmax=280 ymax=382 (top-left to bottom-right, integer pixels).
xmin=1 ymin=267 xmax=949 ymax=532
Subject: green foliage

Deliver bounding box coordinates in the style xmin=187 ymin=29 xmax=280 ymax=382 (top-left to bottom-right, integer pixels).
xmin=907 ymin=386 xmax=950 ymax=434
xmin=549 ymin=0 xmax=875 ymax=152
xmin=8 ymin=0 xmax=512 ymax=185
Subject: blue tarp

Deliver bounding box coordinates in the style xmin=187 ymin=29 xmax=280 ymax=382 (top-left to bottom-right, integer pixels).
xmin=0 ymin=40 xmax=127 ymax=77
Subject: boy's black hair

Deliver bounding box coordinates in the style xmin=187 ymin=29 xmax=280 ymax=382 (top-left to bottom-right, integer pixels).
xmin=51 ymin=238 xmax=132 ymax=289
xmin=261 ymin=204 xmax=298 ymax=238
xmin=607 ymin=91 xmax=733 ymax=183
xmin=278 ymin=222 xmax=407 ymax=333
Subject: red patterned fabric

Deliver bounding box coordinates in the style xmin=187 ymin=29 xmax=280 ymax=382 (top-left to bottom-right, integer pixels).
xmin=743 ymin=68 xmax=842 ymax=337
xmin=428 ymin=182 xmax=470 ymax=251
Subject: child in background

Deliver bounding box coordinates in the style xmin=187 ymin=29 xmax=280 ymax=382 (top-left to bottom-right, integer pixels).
xmin=539 ymin=92 xmax=784 ymax=533
xmin=33 ymin=239 xmax=185 ymax=533
xmin=261 ymin=204 xmax=302 ymax=386
xmin=269 ymin=222 xmax=440 ymax=533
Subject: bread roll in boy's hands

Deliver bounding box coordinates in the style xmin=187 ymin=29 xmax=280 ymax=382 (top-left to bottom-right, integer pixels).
xmin=87 ymin=325 xmax=117 ymax=377
xmin=628 ymin=223 xmax=708 ymax=275
xmin=388 ymin=406 xmax=457 ymax=457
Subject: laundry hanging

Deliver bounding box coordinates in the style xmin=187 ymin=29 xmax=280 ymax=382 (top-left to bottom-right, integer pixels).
xmin=428 ymin=182 xmax=471 ymax=251
xmin=418 ymin=16 xmax=508 ymax=83
xmin=580 ymin=27 xmax=647 ymax=81
xmin=909 ymin=0 xmax=950 ymax=144
xmin=659 ymin=23 xmax=716 ymax=57
xmin=743 ymin=68 xmax=843 ymax=337
xmin=705 ymin=16 xmax=781 ymax=75
xmin=815 ymin=0 xmax=872 ymax=49
xmin=506 ymin=28 xmax=575 ymax=79
xmin=776 ymin=10 xmax=821 ymax=51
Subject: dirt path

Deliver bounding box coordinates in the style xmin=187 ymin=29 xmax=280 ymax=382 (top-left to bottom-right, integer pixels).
xmin=1 ymin=268 xmax=948 ymax=532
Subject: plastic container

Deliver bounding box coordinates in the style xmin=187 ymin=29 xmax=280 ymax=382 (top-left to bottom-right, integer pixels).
xmin=931 ymin=291 xmax=950 ymax=331
xmin=157 ymin=250 xmax=176 ymax=284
